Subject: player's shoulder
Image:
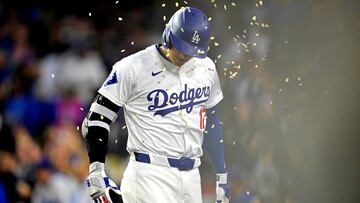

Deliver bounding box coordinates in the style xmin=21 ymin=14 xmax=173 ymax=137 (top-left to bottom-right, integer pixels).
xmin=113 ymin=45 xmax=156 ymax=71
xmin=193 ymin=57 xmax=216 ymax=69
xmin=191 ymin=56 xmax=217 ymax=76
xmin=110 ymin=58 xmax=133 ymax=79
xmin=112 ymin=45 xmax=154 ymax=72
xmin=203 ymin=57 xmax=216 ymax=70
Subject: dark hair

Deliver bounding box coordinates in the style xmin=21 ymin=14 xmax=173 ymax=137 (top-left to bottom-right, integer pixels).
xmin=168 ymin=37 xmax=173 ymax=49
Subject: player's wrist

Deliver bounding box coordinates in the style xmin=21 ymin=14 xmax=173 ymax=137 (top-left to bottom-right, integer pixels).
xmin=216 ymin=173 xmax=228 ymax=184
xmin=216 ymin=172 xmax=230 ymax=202
xmin=89 ymin=161 xmax=105 ymax=173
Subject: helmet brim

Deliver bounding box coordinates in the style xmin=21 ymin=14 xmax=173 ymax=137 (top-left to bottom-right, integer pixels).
xmin=169 ymin=31 xmax=208 ymax=59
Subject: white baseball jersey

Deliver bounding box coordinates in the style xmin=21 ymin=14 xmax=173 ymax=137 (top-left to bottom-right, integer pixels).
xmin=98 ymin=44 xmax=223 ymax=159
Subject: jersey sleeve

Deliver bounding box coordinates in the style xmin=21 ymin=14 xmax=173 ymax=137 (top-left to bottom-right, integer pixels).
xmin=204 ymin=67 xmax=223 ymax=109
xmin=98 ymin=59 xmax=135 ymax=107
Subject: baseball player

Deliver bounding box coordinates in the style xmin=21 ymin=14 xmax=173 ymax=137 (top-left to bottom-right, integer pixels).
xmin=82 ymin=7 xmax=230 ymax=203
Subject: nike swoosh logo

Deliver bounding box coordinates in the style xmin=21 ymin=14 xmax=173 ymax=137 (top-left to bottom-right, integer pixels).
xmin=151 ymin=70 xmax=163 ymax=76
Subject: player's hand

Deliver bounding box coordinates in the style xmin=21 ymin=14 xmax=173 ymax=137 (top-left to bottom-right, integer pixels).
xmin=86 ymin=162 xmax=122 ymax=203
xmin=216 ymin=173 xmax=230 ymax=203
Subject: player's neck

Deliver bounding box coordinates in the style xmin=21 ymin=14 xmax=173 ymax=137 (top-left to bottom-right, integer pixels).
xmin=159 ymin=46 xmax=191 ymax=67
xmin=159 ymin=46 xmax=173 ymax=63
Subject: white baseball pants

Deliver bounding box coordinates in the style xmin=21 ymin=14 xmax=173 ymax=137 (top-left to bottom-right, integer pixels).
xmin=121 ymin=157 xmax=202 ymax=203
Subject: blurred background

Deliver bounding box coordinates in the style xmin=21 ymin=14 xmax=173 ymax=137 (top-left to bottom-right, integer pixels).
xmin=0 ymin=0 xmax=359 ymax=202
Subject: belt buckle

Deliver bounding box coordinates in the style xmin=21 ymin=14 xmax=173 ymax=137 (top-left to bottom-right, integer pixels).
xmin=178 ymin=157 xmax=195 ymax=171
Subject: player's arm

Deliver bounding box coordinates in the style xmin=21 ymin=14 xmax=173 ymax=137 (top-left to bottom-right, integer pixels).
xmin=203 ymin=105 xmax=230 ymax=203
xmin=82 ymin=59 xmax=133 ymax=202
xmin=82 ymin=94 xmax=123 ymax=202
xmin=203 ymin=105 xmax=226 ymax=173
xmin=82 ymin=93 xmax=121 ymax=163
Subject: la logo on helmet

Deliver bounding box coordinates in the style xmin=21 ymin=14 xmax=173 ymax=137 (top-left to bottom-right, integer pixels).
xmin=191 ymin=31 xmax=200 ymax=44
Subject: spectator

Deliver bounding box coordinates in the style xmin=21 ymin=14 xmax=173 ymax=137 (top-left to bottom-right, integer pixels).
xmin=0 ymin=115 xmax=32 ymax=203
xmin=56 ymin=17 xmax=106 ymax=105
xmin=31 ymin=158 xmax=91 ymax=203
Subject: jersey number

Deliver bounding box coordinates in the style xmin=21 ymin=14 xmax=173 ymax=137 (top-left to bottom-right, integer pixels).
xmin=199 ymin=108 xmax=207 ymax=130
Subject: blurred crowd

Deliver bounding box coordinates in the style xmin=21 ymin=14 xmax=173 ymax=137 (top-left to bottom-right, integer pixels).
xmin=0 ymin=0 xmax=358 ymax=203
xmin=0 ymin=1 xmax=155 ymax=202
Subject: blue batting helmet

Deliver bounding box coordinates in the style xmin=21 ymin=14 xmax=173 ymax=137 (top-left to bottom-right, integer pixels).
xmin=162 ymin=7 xmax=211 ymax=58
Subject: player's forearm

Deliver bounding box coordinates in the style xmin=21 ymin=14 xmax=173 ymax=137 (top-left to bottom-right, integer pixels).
xmin=203 ymin=106 xmax=227 ymax=173
xmin=82 ymin=93 xmax=121 ymax=163
xmin=85 ymin=126 xmax=109 ymax=163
